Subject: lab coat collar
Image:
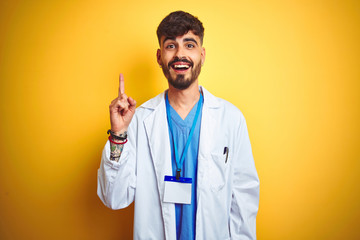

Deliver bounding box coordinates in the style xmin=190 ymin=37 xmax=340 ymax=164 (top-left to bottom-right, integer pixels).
xmin=141 ymin=86 xmax=220 ymax=110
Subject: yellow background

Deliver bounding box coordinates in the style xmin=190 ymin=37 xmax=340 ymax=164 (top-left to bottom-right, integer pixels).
xmin=1 ymin=0 xmax=359 ymax=239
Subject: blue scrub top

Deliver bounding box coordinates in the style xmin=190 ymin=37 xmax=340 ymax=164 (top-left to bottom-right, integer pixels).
xmin=167 ymin=97 xmax=203 ymax=240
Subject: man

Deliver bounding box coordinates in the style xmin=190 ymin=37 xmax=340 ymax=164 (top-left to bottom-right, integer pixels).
xmin=98 ymin=11 xmax=259 ymax=240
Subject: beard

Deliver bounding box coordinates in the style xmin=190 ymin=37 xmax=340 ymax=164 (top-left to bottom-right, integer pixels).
xmin=161 ymin=60 xmax=202 ymax=90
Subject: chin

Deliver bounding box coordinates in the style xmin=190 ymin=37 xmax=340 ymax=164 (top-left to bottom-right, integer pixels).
xmin=168 ymin=74 xmax=195 ymax=90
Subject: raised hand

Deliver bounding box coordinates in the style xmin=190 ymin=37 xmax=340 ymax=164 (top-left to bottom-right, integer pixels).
xmin=109 ymin=73 xmax=136 ymax=135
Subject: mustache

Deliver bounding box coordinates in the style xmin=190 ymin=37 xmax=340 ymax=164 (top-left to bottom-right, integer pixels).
xmin=168 ymin=57 xmax=193 ymax=68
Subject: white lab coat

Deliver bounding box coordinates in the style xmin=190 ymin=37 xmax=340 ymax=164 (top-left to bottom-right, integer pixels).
xmin=98 ymin=87 xmax=259 ymax=240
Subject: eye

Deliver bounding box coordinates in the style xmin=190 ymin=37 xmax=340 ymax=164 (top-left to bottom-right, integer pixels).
xmin=186 ymin=43 xmax=194 ymax=48
xmin=166 ymin=44 xmax=175 ymax=49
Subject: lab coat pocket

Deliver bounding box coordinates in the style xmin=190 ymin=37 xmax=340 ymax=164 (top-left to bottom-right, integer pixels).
xmin=208 ymin=153 xmax=229 ymax=192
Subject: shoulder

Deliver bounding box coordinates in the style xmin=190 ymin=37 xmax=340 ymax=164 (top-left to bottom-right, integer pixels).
xmin=202 ymin=87 xmax=245 ymax=122
xmin=219 ymin=98 xmax=244 ymax=117
xmin=133 ymin=91 xmax=165 ymax=120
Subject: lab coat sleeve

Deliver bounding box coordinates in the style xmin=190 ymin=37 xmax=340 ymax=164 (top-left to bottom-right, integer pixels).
xmin=230 ymin=116 xmax=260 ymax=239
xmin=97 ymin=116 xmax=137 ymax=210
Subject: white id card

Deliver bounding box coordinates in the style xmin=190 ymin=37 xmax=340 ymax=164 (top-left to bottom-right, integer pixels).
xmin=163 ymin=176 xmax=192 ymax=204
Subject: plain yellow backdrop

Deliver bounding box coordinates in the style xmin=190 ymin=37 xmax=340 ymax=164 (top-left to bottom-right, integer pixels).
xmin=1 ymin=0 xmax=359 ymax=239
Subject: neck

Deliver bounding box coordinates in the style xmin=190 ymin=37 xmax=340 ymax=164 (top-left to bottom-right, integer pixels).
xmin=167 ymin=81 xmax=200 ymax=120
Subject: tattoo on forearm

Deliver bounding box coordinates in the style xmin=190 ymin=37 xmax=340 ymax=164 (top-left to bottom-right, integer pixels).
xmin=110 ymin=142 xmax=124 ymax=162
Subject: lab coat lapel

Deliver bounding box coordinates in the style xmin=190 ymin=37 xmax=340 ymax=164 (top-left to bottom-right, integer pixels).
xmin=143 ymin=93 xmax=176 ymax=239
xmin=197 ymin=87 xmax=221 ymax=194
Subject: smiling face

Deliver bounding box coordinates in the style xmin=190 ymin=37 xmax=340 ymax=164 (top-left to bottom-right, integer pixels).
xmin=157 ymin=31 xmax=206 ymax=90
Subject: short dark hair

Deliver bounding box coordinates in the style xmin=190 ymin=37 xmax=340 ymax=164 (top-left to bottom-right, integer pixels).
xmin=156 ymin=11 xmax=204 ymax=46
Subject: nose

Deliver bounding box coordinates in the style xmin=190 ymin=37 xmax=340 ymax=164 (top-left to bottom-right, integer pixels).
xmin=175 ymin=45 xmax=186 ymax=59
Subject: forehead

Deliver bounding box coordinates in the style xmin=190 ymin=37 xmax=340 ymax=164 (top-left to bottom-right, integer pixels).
xmin=161 ymin=31 xmax=201 ymax=45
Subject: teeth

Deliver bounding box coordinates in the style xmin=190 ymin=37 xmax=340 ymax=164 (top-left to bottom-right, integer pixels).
xmin=174 ymin=64 xmax=189 ymax=69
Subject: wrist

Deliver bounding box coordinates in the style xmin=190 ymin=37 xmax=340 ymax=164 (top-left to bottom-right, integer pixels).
xmin=113 ymin=130 xmax=127 ymax=136
xmin=107 ymin=129 xmax=128 ymax=141
xmin=108 ymin=135 xmax=128 ymax=145
xmin=110 ymin=128 xmax=127 ymax=135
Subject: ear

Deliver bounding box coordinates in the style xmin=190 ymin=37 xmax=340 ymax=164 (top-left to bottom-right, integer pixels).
xmin=201 ymin=47 xmax=206 ymax=65
xmin=156 ymin=49 xmax=162 ymax=66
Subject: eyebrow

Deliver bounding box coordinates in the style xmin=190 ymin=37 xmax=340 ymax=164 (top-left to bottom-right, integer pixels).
xmin=163 ymin=37 xmax=175 ymax=45
xmin=162 ymin=37 xmax=199 ymax=46
xmin=184 ymin=38 xmax=198 ymax=46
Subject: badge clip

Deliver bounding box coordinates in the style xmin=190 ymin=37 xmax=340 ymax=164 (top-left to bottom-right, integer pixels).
xmin=176 ymin=169 xmax=181 ymax=180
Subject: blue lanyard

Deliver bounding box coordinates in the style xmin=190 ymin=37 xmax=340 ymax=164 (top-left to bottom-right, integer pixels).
xmin=165 ymin=91 xmax=203 ymax=180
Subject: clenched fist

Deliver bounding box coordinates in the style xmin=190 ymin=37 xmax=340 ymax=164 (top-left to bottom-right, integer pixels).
xmin=109 ymin=73 xmax=136 ymax=135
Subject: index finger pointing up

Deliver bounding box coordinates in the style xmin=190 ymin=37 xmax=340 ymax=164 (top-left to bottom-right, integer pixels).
xmin=119 ymin=73 xmax=125 ymax=97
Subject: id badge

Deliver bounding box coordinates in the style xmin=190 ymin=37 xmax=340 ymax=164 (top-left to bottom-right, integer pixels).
xmin=163 ymin=176 xmax=192 ymax=204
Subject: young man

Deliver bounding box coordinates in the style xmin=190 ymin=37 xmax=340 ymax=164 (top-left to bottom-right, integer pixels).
xmin=98 ymin=11 xmax=259 ymax=240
